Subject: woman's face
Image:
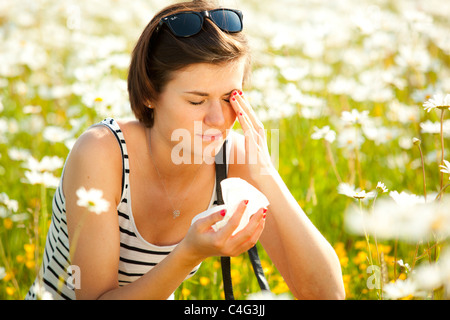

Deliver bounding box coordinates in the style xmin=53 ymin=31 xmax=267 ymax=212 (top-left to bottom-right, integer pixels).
xmin=152 ymin=59 xmax=245 ymax=163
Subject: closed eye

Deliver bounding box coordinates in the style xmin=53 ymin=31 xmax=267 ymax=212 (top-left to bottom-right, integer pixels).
xmin=189 ymin=99 xmax=230 ymax=105
xmin=189 ymin=100 xmax=205 ymax=106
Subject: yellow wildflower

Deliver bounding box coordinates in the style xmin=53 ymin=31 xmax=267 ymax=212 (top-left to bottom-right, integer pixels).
xmin=384 ymin=255 xmax=396 ymax=266
xmin=16 ymin=255 xmax=25 ymax=263
xmin=181 ymin=288 xmax=191 ymax=299
xmin=3 ymin=271 xmax=13 ymax=282
xmin=334 ymin=242 xmax=349 ymax=267
xmin=261 ymin=260 xmax=274 ymax=275
xmin=3 ymin=218 xmax=13 ymax=230
xmin=26 ymin=260 xmax=36 ymax=269
xmin=342 ymin=274 xmax=352 ymax=299
xmin=24 ymin=244 xmax=35 ymax=266
xmin=6 ymin=286 xmax=15 ymax=296
xmin=213 ymin=260 xmax=221 ymax=270
xmin=199 ymin=277 xmax=210 ymax=286
xmin=398 ymin=273 xmax=407 ymax=280
xmin=377 ymin=244 xmax=392 ymax=254
xmin=24 ymin=243 xmax=35 ymax=254
xmin=230 ymin=269 xmax=241 ymax=285
xmin=272 ymin=280 xmax=289 ymax=294
xmin=353 ymin=251 xmax=368 ymax=265
xmin=354 ymin=240 xmax=367 ymax=250
xmin=339 ymin=256 xmax=349 ymax=267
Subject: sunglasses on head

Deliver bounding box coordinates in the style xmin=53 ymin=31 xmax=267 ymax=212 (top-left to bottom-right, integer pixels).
xmin=156 ymin=8 xmax=243 ymax=38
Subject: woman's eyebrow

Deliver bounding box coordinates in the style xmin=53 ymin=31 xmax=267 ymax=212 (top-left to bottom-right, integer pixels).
xmin=183 ymin=89 xmax=236 ymax=97
xmin=184 ymin=90 xmax=209 ymax=97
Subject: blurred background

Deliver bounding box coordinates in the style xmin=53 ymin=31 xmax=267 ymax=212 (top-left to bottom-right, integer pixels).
xmin=1 ymin=0 xmax=450 ymax=299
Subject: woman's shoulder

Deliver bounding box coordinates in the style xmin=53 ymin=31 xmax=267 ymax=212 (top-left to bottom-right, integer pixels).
xmin=71 ymin=118 xmax=140 ymax=156
xmin=62 ymin=120 xmax=125 ymax=201
xmin=71 ymin=121 xmax=121 ymax=158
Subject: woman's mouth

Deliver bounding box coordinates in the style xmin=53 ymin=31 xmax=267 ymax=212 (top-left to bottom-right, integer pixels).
xmin=197 ymin=133 xmax=223 ymax=141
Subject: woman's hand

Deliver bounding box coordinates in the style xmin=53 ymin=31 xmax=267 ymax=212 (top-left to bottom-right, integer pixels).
xmin=229 ymin=90 xmax=276 ymax=182
xmin=181 ymin=200 xmax=267 ymax=264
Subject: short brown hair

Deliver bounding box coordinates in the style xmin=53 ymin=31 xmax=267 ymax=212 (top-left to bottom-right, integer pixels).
xmin=127 ymin=0 xmax=251 ymax=127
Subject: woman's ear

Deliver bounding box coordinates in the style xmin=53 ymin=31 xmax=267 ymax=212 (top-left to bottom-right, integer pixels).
xmin=146 ymin=99 xmax=155 ymax=109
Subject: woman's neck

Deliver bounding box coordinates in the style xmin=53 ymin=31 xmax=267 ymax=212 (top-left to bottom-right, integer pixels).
xmin=146 ymin=126 xmax=206 ymax=181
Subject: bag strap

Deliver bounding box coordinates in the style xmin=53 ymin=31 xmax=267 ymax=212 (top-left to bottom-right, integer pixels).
xmin=214 ymin=140 xmax=235 ymax=300
xmin=248 ymin=245 xmax=271 ymax=292
xmin=214 ymin=140 xmax=270 ymax=300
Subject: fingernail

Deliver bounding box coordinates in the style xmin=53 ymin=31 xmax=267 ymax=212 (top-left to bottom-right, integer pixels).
xmin=220 ymin=209 xmax=226 ymax=216
xmin=233 ymin=91 xmax=238 ymax=95
xmin=239 ymin=112 xmax=242 ymax=116
xmin=263 ymin=208 xmax=268 ymax=214
xmin=232 ymin=97 xmax=236 ymax=101
xmin=244 ymin=200 xmax=249 ymax=205
xmin=239 ymin=90 xmax=243 ymax=95
xmin=263 ymin=214 xmax=266 ymax=219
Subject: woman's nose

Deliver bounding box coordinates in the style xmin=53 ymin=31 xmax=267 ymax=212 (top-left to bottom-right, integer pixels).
xmin=204 ymin=100 xmax=226 ymax=127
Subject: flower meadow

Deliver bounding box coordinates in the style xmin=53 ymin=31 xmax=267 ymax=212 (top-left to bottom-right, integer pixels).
xmin=1 ymin=0 xmax=450 ymax=300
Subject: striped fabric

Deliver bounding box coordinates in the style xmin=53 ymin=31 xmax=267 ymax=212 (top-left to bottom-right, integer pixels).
xmin=26 ymin=118 xmax=228 ymax=300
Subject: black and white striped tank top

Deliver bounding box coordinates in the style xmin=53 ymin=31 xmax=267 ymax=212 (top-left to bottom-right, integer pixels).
xmin=26 ymin=118 xmax=230 ymax=300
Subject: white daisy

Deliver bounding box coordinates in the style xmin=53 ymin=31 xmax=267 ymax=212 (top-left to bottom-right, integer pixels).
xmin=423 ymin=93 xmax=450 ymax=112
xmin=0 ymin=267 xmax=6 ymax=280
xmin=383 ymin=279 xmax=417 ymax=300
xmin=337 ymin=183 xmax=375 ymax=200
xmin=76 ymin=187 xmax=110 ymax=215
xmin=376 ymin=181 xmax=388 ymax=193
xmin=440 ymin=159 xmax=450 ymax=178
xmin=311 ymin=126 xmax=336 ymax=143
xmin=23 ymin=171 xmax=60 ymax=189
xmin=340 ymin=109 xmax=370 ymax=125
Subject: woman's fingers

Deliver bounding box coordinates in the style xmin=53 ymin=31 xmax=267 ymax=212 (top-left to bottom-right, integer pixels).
xmin=234 ymin=207 xmax=267 ymax=240
xmin=230 ymin=91 xmax=267 ymax=151
xmin=219 ymin=200 xmax=248 ymax=236
xmin=227 ymin=207 xmax=267 ymax=255
xmin=185 ymin=203 xmax=268 ymax=259
xmin=231 ymin=91 xmax=265 ymax=133
xmin=194 ymin=207 xmax=227 ymax=232
xmin=235 ymin=91 xmax=264 ymax=130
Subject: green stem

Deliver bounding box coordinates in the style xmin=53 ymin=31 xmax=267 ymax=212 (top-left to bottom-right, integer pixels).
xmin=354 ymin=126 xmax=363 ymax=190
xmin=417 ymin=143 xmax=427 ymax=202
xmin=359 ymin=199 xmax=375 ymax=293
xmin=325 ymin=140 xmax=342 ymax=183
xmin=435 ymin=183 xmax=450 ymax=201
xmin=412 ymin=141 xmax=431 ymax=267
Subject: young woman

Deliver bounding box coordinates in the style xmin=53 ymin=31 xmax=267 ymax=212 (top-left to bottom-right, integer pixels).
xmin=26 ymin=0 xmax=345 ymax=300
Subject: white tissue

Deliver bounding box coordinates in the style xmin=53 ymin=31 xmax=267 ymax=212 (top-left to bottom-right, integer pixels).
xmin=191 ymin=178 xmax=269 ymax=235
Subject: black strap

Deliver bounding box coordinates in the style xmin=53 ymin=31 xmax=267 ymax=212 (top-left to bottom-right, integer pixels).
xmin=214 ymin=141 xmax=234 ymax=300
xmin=214 ymin=140 xmax=270 ymax=300
xmin=248 ymin=245 xmax=270 ymax=292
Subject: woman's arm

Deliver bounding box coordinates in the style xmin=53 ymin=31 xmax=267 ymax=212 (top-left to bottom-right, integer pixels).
xmin=229 ymin=91 xmax=345 ymax=300
xmin=258 ymin=171 xmax=345 ymax=300
xmin=64 ymin=126 xmax=123 ymax=299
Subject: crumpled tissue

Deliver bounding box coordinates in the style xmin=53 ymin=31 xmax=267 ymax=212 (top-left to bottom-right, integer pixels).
xmin=191 ymin=177 xmax=269 ymax=235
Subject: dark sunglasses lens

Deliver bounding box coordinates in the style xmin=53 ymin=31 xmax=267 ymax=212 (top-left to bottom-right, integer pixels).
xmin=210 ymin=10 xmax=242 ymax=32
xmin=167 ymin=13 xmax=202 ymax=37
